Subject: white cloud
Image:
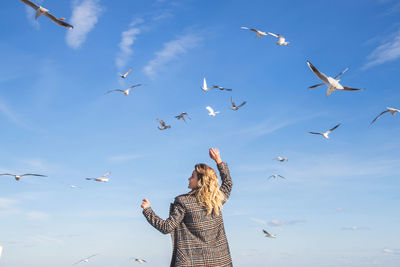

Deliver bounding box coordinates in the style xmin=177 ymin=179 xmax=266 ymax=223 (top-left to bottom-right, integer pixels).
xmin=144 ymin=34 xmax=202 ymax=77
xmin=363 ymin=29 xmax=400 ymax=69
xmin=115 ymin=18 xmax=144 ymax=69
xmin=66 ymin=0 xmax=103 ymax=49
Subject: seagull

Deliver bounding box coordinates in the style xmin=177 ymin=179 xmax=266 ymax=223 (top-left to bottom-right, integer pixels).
xmin=105 ymin=84 xmax=142 ymax=96
xmin=371 ymin=107 xmax=400 ymax=125
xmin=309 ymin=123 xmax=341 ymax=139
xmin=230 ymin=97 xmax=246 ymax=111
xmin=263 ymin=229 xmax=277 ymax=238
xmin=307 ymin=61 xmax=363 ymax=96
xmin=157 ymin=119 xmax=171 ymax=130
xmin=0 ymin=173 xmax=47 ymax=181
xmin=130 ymin=258 xmax=147 ymax=263
xmin=206 ymin=106 xmax=220 ymax=117
xmin=175 ymin=112 xmax=190 ymax=123
xmin=20 ymin=0 xmax=73 ymax=28
xmin=268 ymin=174 xmax=285 ymax=180
xmin=73 ymin=254 xmax=98 ymax=265
xmin=241 ymin=27 xmax=269 ymax=38
xmin=275 ymin=156 xmax=288 ymax=162
xmin=85 ymin=172 xmax=110 ymax=182
xmin=119 ymin=68 xmax=132 ymax=79
xmin=201 ymin=78 xmax=214 ymax=92
xmin=212 ymin=85 xmax=232 ymax=91
xmin=267 ymin=32 xmax=290 ymax=46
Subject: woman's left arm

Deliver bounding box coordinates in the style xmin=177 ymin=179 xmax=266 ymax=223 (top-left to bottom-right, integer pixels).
xmin=142 ymin=198 xmax=185 ymax=234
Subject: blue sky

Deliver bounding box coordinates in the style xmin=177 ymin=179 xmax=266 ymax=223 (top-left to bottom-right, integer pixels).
xmin=1 ymin=0 xmax=400 ymax=266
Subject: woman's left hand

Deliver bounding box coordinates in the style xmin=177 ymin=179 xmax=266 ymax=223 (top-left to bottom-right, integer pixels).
xmin=141 ymin=198 xmax=151 ymax=209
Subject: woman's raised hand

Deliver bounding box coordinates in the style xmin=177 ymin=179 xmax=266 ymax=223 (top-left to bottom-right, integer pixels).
xmin=209 ymin=148 xmax=222 ymax=164
xmin=141 ymin=198 xmax=151 ymax=209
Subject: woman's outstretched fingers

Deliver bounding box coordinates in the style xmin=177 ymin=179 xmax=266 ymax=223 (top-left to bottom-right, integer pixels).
xmin=141 ymin=198 xmax=151 ymax=209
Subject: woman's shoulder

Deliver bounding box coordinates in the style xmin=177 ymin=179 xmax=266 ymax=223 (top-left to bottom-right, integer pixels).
xmin=175 ymin=191 xmax=197 ymax=203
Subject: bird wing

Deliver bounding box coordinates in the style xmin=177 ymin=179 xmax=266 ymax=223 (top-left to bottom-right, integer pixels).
xmin=20 ymin=174 xmax=47 ymax=177
xmin=206 ymin=106 xmax=214 ymax=113
xmin=44 ymin=12 xmax=73 ymax=28
xmin=124 ymin=68 xmax=132 ymax=77
xmin=263 ymin=229 xmax=270 ymax=235
xmin=102 ymin=172 xmax=111 ymax=178
xmin=309 ymin=132 xmax=322 ymax=135
xmin=267 ymin=32 xmax=278 ymax=38
xmin=307 ymin=61 xmax=329 ymax=84
xmin=157 ymin=119 xmax=165 ymax=126
xmin=241 ymin=26 xmax=249 ymax=30
xmin=85 ymin=178 xmax=94 ymax=180
xmin=20 ymin=0 xmax=39 ymax=10
xmin=105 ymin=89 xmax=124 ymax=94
xmin=278 ymin=175 xmax=286 ymax=179
xmin=0 ymin=173 xmax=15 ymax=176
xmin=334 ymin=67 xmax=349 ymax=79
xmin=224 ymin=88 xmax=233 ymax=91
xmin=327 ymin=123 xmax=341 ymax=133
xmin=129 ymin=84 xmax=142 ymax=89
xmin=371 ymin=110 xmax=390 ymax=125
xmin=231 ymin=97 xmax=236 ymax=107
xmin=237 ymin=101 xmax=247 ymax=108
xmin=202 ymin=78 xmax=207 ymax=89
xmin=342 ymin=86 xmax=363 ymax=91
xmin=308 ymin=83 xmax=325 ymax=89
xmin=86 ymin=254 xmax=98 ymax=260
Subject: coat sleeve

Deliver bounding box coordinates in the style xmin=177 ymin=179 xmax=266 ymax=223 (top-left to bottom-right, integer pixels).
xmin=142 ymin=198 xmax=185 ymax=234
xmin=217 ymin=162 xmax=233 ymax=201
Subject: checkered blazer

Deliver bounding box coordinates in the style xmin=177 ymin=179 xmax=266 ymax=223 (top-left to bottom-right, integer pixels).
xmin=143 ymin=162 xmax=233 ymax=267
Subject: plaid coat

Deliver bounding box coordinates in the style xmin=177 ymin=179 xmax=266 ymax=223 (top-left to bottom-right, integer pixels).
xmin=143 ymin=162 xmax=233 ymax=267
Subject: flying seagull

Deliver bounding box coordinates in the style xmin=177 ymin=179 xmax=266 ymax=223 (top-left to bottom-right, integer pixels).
xmin=307 ymin=61 xmax=363 ymax=96
xmin=263 ymin=229 xmax=277 ymax=238
xmin=175 ymin=112 xmax=190 ymax=123
xmin=268 ymin=174 xmax=285 ymax=180
xmin=85 ymin=172 xmax=110 ymax=182
xmin=130 ymin=258 xmax=147 ymax=264
xmin=309 ymin=123 xmax=341 ymax=139
xmin=157 ymin=119 xmax=171 ymax=130
xmin=105 ymin=84 xmax=142 ymax=96
xmin=212 ymin=85 xmax=232 ymax=91
xmin=241 ymin=27 xmax=269 ymax=38
xmin=0 ymin=173 xmax=47 ymax=181
xmin=20 ymin=0 xmax=73 ymax=28
xmin=275 ymin=156 xmax=288 ymax=162
xmin=371 ymin=107 xmax=400 ymax=125
xmin=206 ymin=106 xmax=220 ymax=117
xmin=230 ymin=97 xmax=246 ymax=111
xmin=73 ymin=254 xmax=99 ymax=265
xmin=267 ymin=32 xmax=290 ymax=46
xmin=119 ymin=68 xmax=132 ymax=79
xmin=201 ymin=77 xmax=214 ymax=92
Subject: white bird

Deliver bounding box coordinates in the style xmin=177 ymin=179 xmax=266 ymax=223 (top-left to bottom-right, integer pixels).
xmin=201 ymin=77 xmax=214 ymax=92
xmin=20 ymin=0 xmax=73 ymax=28
xmin=307 ymin=61 xmax=363 ymax=96
xmin=206 ymin=106 xmax=220 ymax=117
xmin=131 ymin=258 xmax=147 ymax=263
xmin=241 ymin=27 xmax=269 ymax=38
xmin=73 ymin=254 xmax=98 ymax=265
xmin=309 ymin=123 xmax=341 ymax=139
xmin=157 ymin=119 xmax=171 ymax=130
xmin=275 ymin=156 xmax=288 ymax=162
xmin=268 ymin=174 xmax=285 ymax=180
xmin=267 ymin=32 xmax=290 ymax=45
xmin=0 ymin=173 xmax=47 ymax=181
xmin=119 ymin=68 xmax=132 ymax=79
xmin=263 ymin=229 xmax=277 ymax=238
xmin=105 ymin=84 xmax=142 ymax=96
xmin=230 ymin=97 xmax=246 ymax=111
xmin=371 ymin=107 xmax=400 ymax=125
xmin=85 ymin=172 xmax=110 ymax=182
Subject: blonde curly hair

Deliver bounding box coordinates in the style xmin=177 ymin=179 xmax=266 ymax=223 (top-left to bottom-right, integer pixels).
xmin=194 ymin=163 xmax=225 ymax=216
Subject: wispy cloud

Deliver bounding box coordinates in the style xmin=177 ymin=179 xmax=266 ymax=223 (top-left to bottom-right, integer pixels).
xmin=144 ymin=33 xmax=202 ymax=77
xmin=66 ymin=0 xmax=103 ymax=49
xmin=107 ymin=154 xmax=144 ymax=163
xmin=26 ymin=211 xmax=51 ymax=221
xmin=363 ymin=29 xmax=400 ymax=69
xmin=0 ymin=98 xmax=32 ymax=130
xmin=341 ymin=226 xmax=370 ymax=231
xmin=115 ymin=18 xmax=144 ymax=69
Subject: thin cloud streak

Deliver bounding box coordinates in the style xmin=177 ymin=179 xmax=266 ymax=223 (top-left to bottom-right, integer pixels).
xmin=0 ymin=98 xmax=33 ymax=130
xmin=115 ymin=18 xmax=144 ymax=69
xmin=363 ymin=29 xmax=400 ymax=69
xmin=144 ymin=33 xmax=202 ymax=77
xmin=66 ymin=0 xmax=103 ymax=49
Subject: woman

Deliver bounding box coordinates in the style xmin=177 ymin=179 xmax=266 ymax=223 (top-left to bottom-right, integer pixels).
xmin=141 ymin=148 xmax=233 ymax=267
